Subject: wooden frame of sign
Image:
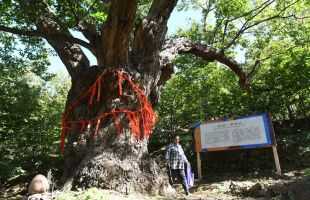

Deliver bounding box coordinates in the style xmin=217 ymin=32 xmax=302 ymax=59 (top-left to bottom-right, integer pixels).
xmin=194 ymin=113 xmax=281 ymax=180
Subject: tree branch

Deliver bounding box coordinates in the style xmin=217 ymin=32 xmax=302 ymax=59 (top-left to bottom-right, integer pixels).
xmin=66 ymin=0 xmax=80 ymax=27
xmin=222 ymin=0 xmax=300 ymax=51
xmin=222 ymin=20 xmax=229 ymax=44
xmin=160 ymin=37 xmax=251 ymax=91
xmin=245 ymin=45 xmax=302 ymax=81
xmin=132 ymin=0 xmax=178 ymax=68
xmin=0 ymin=25 xmax=94 ymax=51
xmin=246 ymin=60 xmax=260 ymax=80
xmin=202 ymin=1 xmax=217 ymax=31
xmin=228 ymin=0 xmax=276 ymax=22
xmin=221 ymin=0 xmax=275 ymax=47
xmin=16 ymin=0 xmax=92 ymax=78
xmin=66 ymin=0 xmax=100 ymax=45
xmin=191 ymin=0 xmax=206 ymax=10
xmin=98 ymin=0 xmax=138 ymax=67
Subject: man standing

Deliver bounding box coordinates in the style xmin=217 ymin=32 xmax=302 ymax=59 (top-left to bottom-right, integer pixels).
xmin=165 ymin=134 xmax=190 ymax=195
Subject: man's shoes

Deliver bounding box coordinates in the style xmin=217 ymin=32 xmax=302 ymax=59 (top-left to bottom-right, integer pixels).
xmin=186 ymin=191 xmax=190 ymax=196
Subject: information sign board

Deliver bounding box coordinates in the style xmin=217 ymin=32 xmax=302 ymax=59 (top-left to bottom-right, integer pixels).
xmin=194 ymin=113 xmax=281 ymax=179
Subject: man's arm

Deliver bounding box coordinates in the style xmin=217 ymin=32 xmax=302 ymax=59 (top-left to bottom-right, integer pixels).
xmin=165 ymin=144 xmax=171 ymax=163
xmin=180 ymin=146 xmax=190 ymax=165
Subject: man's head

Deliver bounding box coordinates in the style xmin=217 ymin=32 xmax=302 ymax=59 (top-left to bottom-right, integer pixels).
xmin=27 ymin=174 xmax=49 ymax=194
xmin=173 ymin=134 xmax=180 ymax=144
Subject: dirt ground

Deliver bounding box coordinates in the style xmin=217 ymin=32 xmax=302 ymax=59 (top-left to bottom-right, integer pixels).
xmin=1 ymin=170 xmax=309 ymax=200
xmin=172 ymin=170 xmax=310 ymax=200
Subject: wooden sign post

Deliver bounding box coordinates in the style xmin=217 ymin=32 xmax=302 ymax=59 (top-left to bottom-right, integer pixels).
xmin=194 ymin=113 xmax=281 ymax=180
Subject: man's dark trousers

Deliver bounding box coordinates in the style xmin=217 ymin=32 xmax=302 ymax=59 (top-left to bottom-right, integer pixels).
xmin=171 ymin=169 xmax=189 ymax=194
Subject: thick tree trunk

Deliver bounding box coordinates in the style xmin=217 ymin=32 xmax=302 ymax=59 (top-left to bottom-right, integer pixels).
xmin=61 ymin=66 xmax=169 ymax=194
xmin=58 ymin=0 xmax=178 ymax=194
xmin=63 ymin=126 xmax=166 ymax=194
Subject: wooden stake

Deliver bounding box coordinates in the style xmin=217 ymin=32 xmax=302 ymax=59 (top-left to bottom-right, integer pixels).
xmin=197 ymin=152 xmax=202 ymax=180
xmin=272 ymin=145 xmax=281 ymax=175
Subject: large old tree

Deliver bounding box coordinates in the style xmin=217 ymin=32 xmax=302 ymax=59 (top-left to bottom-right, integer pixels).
xmin=1 ymin=0 xmax=307 ymax=194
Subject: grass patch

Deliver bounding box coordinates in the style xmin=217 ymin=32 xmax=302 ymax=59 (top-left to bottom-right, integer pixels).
xmin=55 ymin=188 xmax=174 ymax=200
xmin=56 ymin=188 xmax=108 ymax=200
xmin=303 ymin=168 xmax=310 ymax=177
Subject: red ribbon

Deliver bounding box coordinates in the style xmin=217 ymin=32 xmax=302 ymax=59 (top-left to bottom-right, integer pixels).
xmin=117 ymin=71 xmax=123 ymax=96
xmin=93 ymin=119 xmax=101 ymax=140
xmin=60 ymin=68 xmax=159 ymax=153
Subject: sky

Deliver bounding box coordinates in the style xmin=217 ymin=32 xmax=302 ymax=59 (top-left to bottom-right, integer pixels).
xmin=47 ymin=9 xmax=203 ymax=73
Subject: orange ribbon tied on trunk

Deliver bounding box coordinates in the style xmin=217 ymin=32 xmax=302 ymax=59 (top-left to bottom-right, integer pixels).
xmin=60 ymin=68 xmax=159 ymax=153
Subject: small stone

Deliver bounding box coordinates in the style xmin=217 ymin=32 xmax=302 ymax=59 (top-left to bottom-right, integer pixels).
xmin=247 ymin=183 xmax=263 ymax=197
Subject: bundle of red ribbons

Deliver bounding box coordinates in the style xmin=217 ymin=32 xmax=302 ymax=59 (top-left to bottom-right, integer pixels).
xmin=61 ymin=68 xmax=159 ymax=153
